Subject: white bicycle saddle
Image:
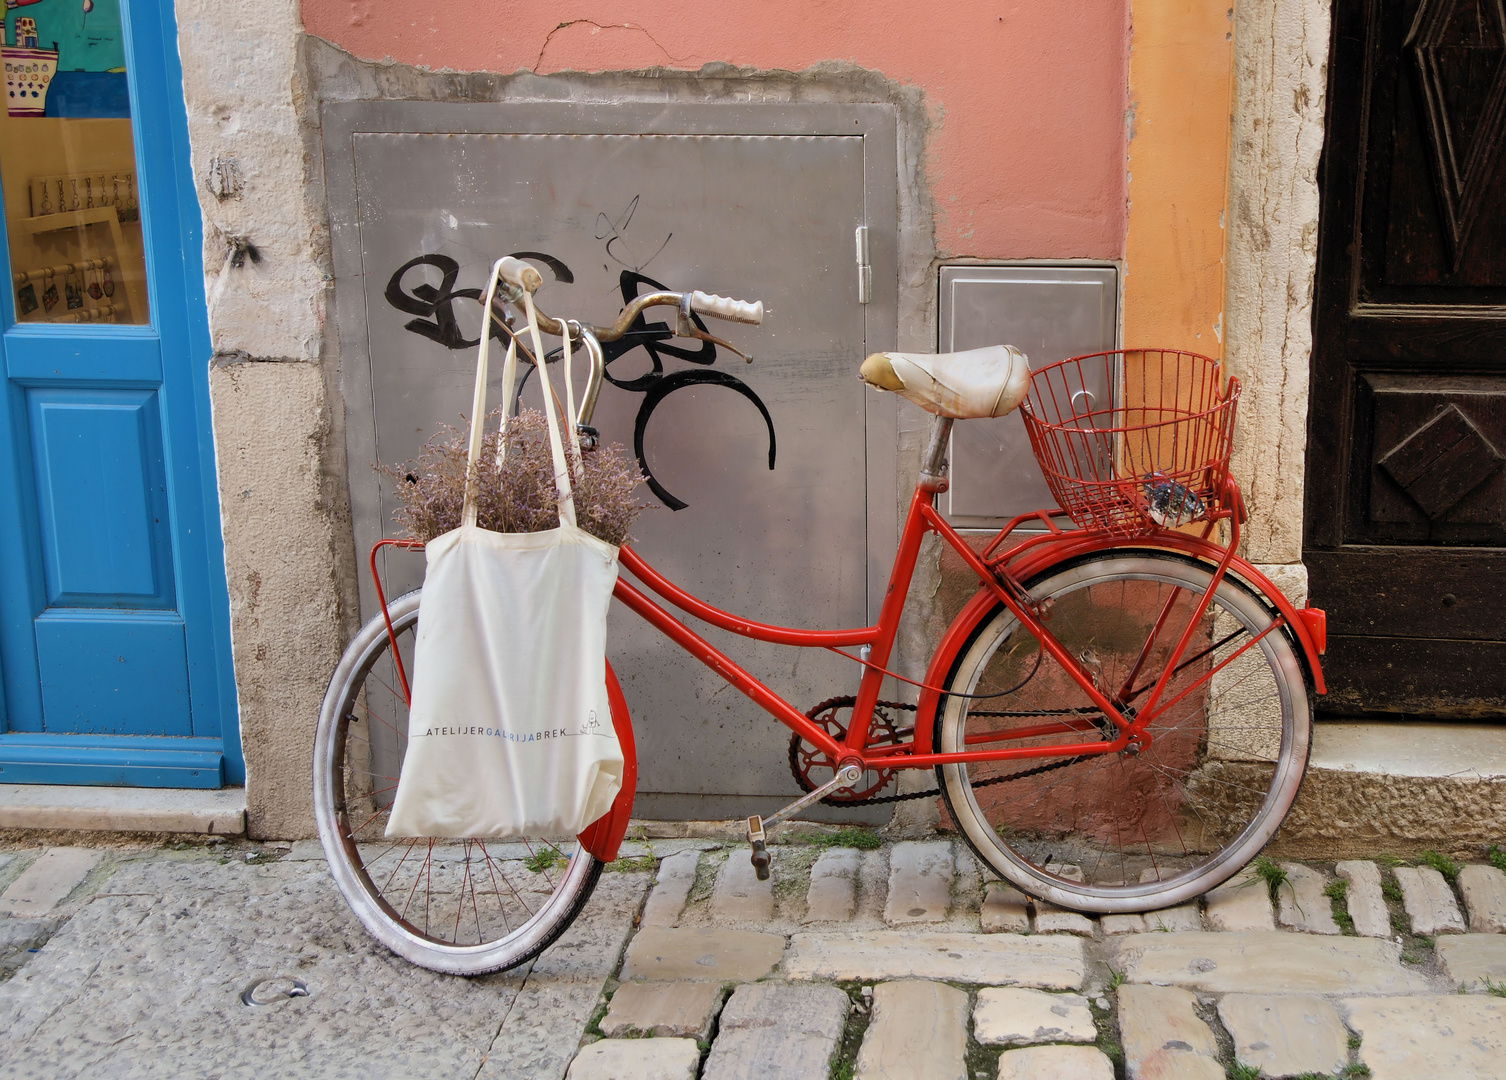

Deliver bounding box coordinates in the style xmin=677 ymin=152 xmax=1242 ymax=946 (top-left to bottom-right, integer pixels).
xmin=859 ymin=344 xmax=1031 ymax=420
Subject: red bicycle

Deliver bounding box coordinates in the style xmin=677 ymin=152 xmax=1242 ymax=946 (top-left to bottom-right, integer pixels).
xmin=314 ymin=267 xmax=1326 ymax=975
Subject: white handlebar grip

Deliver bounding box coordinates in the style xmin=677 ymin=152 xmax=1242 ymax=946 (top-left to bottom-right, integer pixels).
xmin=495 ymin=256 xmax=543 ymax=293
xmin=690 ymin=290 xmax=764 ymax=325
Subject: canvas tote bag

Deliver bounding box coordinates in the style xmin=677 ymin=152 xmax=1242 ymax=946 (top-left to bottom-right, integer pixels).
xmin=386 ymin=259 xmax=624 ymax=838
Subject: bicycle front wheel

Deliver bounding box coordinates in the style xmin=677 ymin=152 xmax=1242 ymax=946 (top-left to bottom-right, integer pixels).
xmin=936 ymin=551 xmax=1311 ymax=913
xmin=313 ymin=588 xmax=602 ymax=975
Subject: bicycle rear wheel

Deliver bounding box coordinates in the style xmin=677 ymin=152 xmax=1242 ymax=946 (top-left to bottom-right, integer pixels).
xmin=936 ymin=551 xmax=1311 ymax=913
xmin=313 ymin=589 xmax=602 ymax=975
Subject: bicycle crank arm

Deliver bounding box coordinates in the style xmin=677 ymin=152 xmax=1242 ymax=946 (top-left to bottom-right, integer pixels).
xmin=746 ymin=763 xmax=862 ymax=880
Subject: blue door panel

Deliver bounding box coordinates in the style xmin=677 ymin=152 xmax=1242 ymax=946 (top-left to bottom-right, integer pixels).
xmin=4 ymin=331 xmax=161 ymax=383
xmin=34 ymin=610 xmax=191 ymax=736
xmin=28 ymin=389 xmax=175 ymax=608
xmin=0 ymin=734 xmax=221 ymax=787
xmin=0 ymin=0 xmax=240 ymax=786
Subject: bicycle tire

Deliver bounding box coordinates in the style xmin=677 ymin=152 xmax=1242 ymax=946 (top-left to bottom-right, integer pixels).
xmin=313 ymin=588 xmax=602 ymax=975
xmin=935 ymin=550 xmax=1311 ymax=913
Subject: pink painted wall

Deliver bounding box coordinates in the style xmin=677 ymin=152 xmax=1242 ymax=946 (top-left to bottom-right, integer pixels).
xmin=301 ymin=1 xmax=1129 ymax=259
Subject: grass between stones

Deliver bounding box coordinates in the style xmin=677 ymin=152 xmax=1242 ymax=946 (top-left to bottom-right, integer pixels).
xmin=1416 ymin=850 xmax=1461 ymax=884
xmin=605 ymin=855 xmax=655 ymax=873
xmin=1251 ymin=855 xmax=1289 ymax=904
xmin=1324 ymin=878 xmax=1357 ymax=935
xmin=827 ymin=982 xmax=873 ymax=1080
xmin=1487 ymin=845 xmax=1506 ymax=873
xmin=802 ymin=828 xmax=882 ymax=851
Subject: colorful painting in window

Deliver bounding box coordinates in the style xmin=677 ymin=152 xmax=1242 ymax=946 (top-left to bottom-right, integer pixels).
xmin=3 ymin=0 xmax=127 ymax=119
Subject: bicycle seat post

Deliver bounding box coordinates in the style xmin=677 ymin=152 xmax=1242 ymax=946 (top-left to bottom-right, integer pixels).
xmin=919 ymin=415 xmax=953 ymax=493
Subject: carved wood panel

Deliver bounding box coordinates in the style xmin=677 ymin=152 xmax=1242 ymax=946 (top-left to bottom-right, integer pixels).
xmin=1307 ymin=0 xmax=1506 ymax=717
xmin=1354 ymin=374 xmax=1506 ymax=542
xmin=1360 ymin=0 xmax=1506 ymax=297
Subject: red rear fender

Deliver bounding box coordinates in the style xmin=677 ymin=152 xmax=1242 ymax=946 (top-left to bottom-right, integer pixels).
xmin=576 ymin=661 xmax=637 ymax=863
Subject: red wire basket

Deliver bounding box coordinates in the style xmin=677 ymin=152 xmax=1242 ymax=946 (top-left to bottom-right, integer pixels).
xmin=1019 ymin=349 xmax=1241 ymax=537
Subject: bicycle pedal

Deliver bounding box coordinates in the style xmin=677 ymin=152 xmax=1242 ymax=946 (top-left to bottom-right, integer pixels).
xmin=746 ymin=814 xmax=771 ymax=880
xmin=750 ymin=840 xmax=771 ymax=881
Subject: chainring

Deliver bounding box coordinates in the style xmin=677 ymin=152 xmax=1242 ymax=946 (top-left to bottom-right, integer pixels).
xmin=788 ymin=695 xmax=915 ymax=803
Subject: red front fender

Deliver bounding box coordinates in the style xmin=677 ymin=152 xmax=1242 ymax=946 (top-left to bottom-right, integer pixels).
xmin=576 ymin=661 xmax=637 ymax=863
xmin=912 ymin=537 xmax=1327 ymax=756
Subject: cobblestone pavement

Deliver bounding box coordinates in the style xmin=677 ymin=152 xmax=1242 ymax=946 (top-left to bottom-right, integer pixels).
xmin=1 ymin=832 xmax=1504 ymax=1079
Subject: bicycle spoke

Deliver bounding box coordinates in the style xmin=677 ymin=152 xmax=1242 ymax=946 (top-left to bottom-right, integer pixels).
xmin=940 ymin=554 xmax=1307 ymax=905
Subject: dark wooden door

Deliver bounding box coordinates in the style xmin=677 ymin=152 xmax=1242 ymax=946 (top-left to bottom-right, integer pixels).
xmin=1308 ymin=0 xmax=1506 ymax=718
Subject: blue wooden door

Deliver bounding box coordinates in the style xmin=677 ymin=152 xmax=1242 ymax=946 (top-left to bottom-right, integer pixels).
xmin=0 ymin=0 xmax=238 ymax=786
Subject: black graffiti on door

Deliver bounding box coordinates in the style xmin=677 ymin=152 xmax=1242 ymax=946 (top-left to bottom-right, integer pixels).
xmin=384 ymin=254 xmax=775 ymax=511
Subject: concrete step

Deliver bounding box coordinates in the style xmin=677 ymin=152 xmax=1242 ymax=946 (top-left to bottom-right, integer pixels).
xmin=0 ymin=784 xmax=244 ymax=835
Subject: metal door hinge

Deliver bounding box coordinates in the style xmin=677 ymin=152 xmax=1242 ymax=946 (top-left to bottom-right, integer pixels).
xmin=855 ymin=226 xmax=872 ymax=305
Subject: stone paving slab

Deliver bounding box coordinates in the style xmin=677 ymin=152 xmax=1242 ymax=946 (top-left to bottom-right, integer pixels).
xmin=1335 ymin=860 xmax=1390 ymax=938
xmin=0 ymin=855 xmax=524 ymax=1079
xmin=1202 ymin=867 xmax=1274 ymax=931
xmin=1144 ymin=904 xmax=1202 ymax=932
xmin=1277 ymin=862 xmax=1340 ymax=935
xmin=784 ymin=931 xmax=1085 ymax=988
xmin=1458 ymin=864 xmax=1506 ymax=934
xmin=996 ymin=1045 xmax=1115 ymax=1080
xmin=640 ymin=850 xmax=700 ymax=927
xmin=855 ymin=979 xmax=967 ymax=1080
xmin=1342 ymin=995 xmax=1506 ymax=1080
xmin=1394 ymin=865 xmax=1466 ymax=935
xmin=1117 ymin=984 xmax=1223 ymax=1080
xmin=883 ymin=840 xmax=953 ymax=925
xmin=478 ymin=977 xmax=603 ymax=1080
xmin=1217 ymin=993 xmax=1348 ymax=1078
xmin=0 ymin=917 xmax=60 ymax=975
xmin=973 ymin=987 xmax=1095 ymax=1046
xmin=1034 ymin=903 xmax=1096 ymax=936
xmin=981 ymin=882 xmax=1030 ymax=933
xmin=1434 ymin=933 xmax=1506 ymax=988
xmin=620 ymin=927 xmax=784 ymax=982
xmin=711 ymin=849 xmax=774 ymax=923
xmin=1102 ymin=913 xmax=1146 ymax=934
xmin=1114 ymin=931 xmax=1428 ymax=995
xmin=600 ymin=981 xmax=723 ymax=1040
xmin=702 ymin=983 xmax=850 ymax=1080
xmin=564 ymin=1037 xmax=700 ymax=1080
xmin=0 ymin=847 xmax=102 ymax=916
xmin=804 ymin=847 xmax=859 ymax=923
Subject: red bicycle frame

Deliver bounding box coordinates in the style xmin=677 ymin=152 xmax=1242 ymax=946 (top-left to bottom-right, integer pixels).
xmin=603 ymin=477 xmax=1326 ymax=774
xmin=371 ymin=479 xmax=1327 ymax=798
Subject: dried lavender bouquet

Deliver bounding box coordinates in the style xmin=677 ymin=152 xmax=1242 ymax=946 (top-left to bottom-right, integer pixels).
xmin=377 ymin=407 xmax=645 ymax=547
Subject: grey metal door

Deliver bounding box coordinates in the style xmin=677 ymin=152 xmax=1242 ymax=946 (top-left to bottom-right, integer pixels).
xmin=325 ymin=103 xmax=897 ymax=820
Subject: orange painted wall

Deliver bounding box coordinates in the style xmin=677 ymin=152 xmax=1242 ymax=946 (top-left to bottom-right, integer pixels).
xmin=300 ymin=0 xmax=1131 ymax=261
xmin=1122 ymin=1 xmax=1234 ymax=356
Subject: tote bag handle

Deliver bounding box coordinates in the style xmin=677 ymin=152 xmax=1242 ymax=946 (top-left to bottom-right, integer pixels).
xmin=462 ymin=258 xmax=578 ymax=531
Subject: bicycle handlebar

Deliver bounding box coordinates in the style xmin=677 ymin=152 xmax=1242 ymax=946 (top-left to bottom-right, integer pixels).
xmin=483 ymin=262 xmax=763 ymax=433
xmin=690 ymin=291 xmax=764 ymax=325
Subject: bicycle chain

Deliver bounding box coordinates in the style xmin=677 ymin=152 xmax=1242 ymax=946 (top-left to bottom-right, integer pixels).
xmin=796 ymin=698 xmax=1097 ymax=807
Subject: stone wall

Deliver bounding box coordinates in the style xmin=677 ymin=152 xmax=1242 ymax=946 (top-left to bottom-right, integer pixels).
xmin=1224 ymin=0 xmax=1332 ymax=575
xmin=176 ymin=0 xmax=352 ymax=838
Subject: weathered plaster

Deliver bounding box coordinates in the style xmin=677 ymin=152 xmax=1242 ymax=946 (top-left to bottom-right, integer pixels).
xmin=174 ymin=1 xmax=354 ymax=837
xmin=300 ymin=0 xmax=1130 ymax=262
xmin=1223 ymin=0 xmax=1331 ymax=565
xmin=208 ymin=361 xmax=344 ymax=839
xmin=1123 ymin=0 xmax=1235 ymax=353
xmin=176 ymin=0 xmax=328 ymax=361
